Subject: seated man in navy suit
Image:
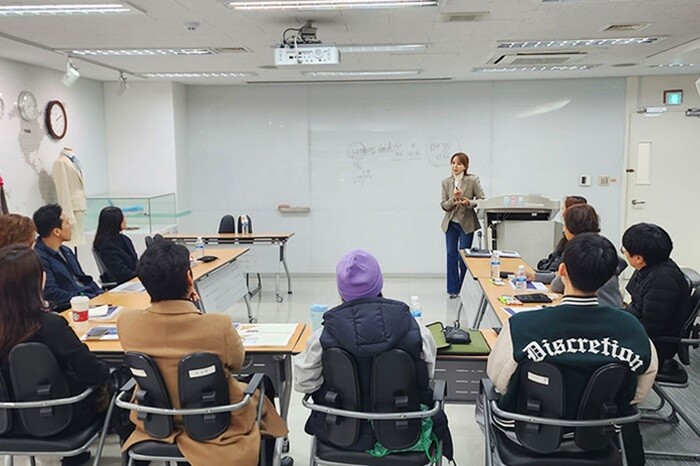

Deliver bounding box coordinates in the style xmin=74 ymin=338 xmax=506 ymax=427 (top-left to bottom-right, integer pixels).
xmin=33 ymin=204 xmax=102 ymax=311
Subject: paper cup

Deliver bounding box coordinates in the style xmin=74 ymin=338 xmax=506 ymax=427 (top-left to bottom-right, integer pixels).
xmin=70 ymin=296 xmax=90 ymax=322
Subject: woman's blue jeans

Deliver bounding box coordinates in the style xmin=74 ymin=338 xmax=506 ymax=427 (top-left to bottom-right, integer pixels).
xmin=446 ymin=222 xmax=474 ymax=294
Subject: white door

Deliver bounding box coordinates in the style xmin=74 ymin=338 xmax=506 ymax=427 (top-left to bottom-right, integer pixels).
xmin=624 ymin=112 xmax=700 ymax=271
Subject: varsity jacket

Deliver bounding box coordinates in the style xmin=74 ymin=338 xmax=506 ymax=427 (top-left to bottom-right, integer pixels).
xmin=487 ymin=296 xmax=658 ymax=417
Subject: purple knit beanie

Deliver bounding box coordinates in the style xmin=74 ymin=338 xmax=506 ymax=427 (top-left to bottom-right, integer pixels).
xmin=336 ymin=249 xmax=383 ymax=302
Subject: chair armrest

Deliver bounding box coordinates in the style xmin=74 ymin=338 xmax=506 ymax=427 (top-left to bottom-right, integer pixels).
xmin=480 ymin=378 xmax=499 ymax=402
xmin=490 ymin=401 xmax=640 ymax=427
xmin=302 ymin=393 xmax=440 ymax=420
xmin=0 ymin=387 xmax=94 ymax=409
xmin=119 ymin=378 xmax=137 ymax=393
xmin=242 ymin=373 xmax=265 ymax=397
xmin=433 ymin=379 xmax=446 ymax=402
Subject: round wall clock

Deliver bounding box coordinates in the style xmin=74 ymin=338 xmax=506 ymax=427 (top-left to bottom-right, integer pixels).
xmin=18 ymin=90 xmax=39 ymax=121
xmin=46 ymin=100 xmax=67 ymax=139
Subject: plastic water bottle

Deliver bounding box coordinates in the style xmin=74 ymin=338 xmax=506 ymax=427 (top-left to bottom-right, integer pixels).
xmin=490 ymin=250 xmax=501 ymax=280
xmin=410 ymin=296 xmax=423 ymax=324
xmin=240 ymin=215 xmax=250 ymax=234
xmin=516 ymin=265 xmax=527 ymax=291
xmin=195 ymin=236 xmax=205 ymax=258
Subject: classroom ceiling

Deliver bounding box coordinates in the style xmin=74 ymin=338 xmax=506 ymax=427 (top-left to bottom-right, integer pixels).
xmin=0 ymin=0 xmax=698 ymax=84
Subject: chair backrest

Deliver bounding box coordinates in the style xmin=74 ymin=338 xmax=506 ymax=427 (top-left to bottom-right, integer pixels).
xmin=218 ymin=214 xmax=236 ymax=234
xmin=8 ymin=343 xmax=72 ymax=437
xmin=678 ymin=268 xmax=700 ymax=364
xmin=153 ymin=233 xmax=164 ymax=242
xmin=124 ymin=352 xmax=173 ymax=439
xmin=144 ymin=235 xmax=154 ymax=248
xmin=178 ymin=353 xmax=230 ymax=441
xmin=319 ymin=347 xmax=422 ymax=450
xmin=371 ymin=349 xmax=421 ymax=450
xmin=512 ymin=361 xmax=631 ymax=455
xmin=92 ymin=248 xmax=111 ymax=282
xmin=0 ymin=373 xmax=10 ymax=435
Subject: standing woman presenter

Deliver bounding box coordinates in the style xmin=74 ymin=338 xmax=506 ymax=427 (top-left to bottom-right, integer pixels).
xmin=441 ymin=152 xmax=485 ymax=298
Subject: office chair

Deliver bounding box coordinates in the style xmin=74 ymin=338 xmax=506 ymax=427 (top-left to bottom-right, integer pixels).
xmin=238 ymin=214 xmax=263 ymax=297
xmin=481 ymin=361 xmax=640 ymax=466
xmin=0 ymin=343 xmax=115 ymax=466
xmin=218 ymin=214 xmax=236 ymax=234
xmin=116 ymin=351 xmax=288 ymax=466
xmin=642 ymin=268 xmax=700 ymax=460
xmin=302 ymin=348 xmax=447 ymax=466
xmin=91 ymin=248 xmax=118 ymax=290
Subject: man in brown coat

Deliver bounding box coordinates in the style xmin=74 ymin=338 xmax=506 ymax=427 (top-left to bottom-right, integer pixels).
xmin=118 ymin=240 xmax=288 ymax=466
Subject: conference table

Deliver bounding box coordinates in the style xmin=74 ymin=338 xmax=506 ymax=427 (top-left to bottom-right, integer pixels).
xmin=165 ymin=233 xmax=295 ymax=303
xmin=438 ymin=251 xmax=559 ymax=402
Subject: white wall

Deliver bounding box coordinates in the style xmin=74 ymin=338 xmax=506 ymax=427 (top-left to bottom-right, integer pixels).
xmin=0 ymin=57 xmax=107 ymax=215
xmin=102 ymin=81 xmax=177 ymax=197
xmin=182 ymin=78 xmax=626 ymax=274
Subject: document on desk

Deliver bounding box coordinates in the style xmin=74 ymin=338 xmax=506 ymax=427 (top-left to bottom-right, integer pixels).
xmin=509 ymin=280 xmax=547 ymax=291
xmin=81 ymin=326 xmax=119 ymax=341
xmin=111 ymin=281 xmax=146 ymax=293
xmin=504 ymin=306 xmax=544 ymax=316
xmin=234 ymin=323 xmax=297 ymax=346
xmin=89 ymin=305 xmax=124 ymax=320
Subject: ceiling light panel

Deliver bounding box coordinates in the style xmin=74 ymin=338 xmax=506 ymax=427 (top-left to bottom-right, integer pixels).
xmin=0 ymin=3 xmax=143 ymax=16
xmin=473 ymin=64 xmax=600 ymax=72
xmin=648 ymin=63 xmax=696 ymax=68
xmin=337 ymin=44 xmax=428 ymax=53
xmin=144 ymin=72 xmax=256 ymax=78
xmin=225 ymin=0 xmax=437 ymax=11
xmin=302 ymin=70 xmax=421 ymax=77
xmin=498 ymin=37 xmax=662 ymax=49
xmin=60 ymin=48 xmax=216 ymax=56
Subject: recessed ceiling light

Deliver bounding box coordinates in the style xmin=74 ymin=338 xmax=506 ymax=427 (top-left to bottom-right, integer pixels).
xmin=648 ymin=63 xmax=696 ymax=68
xmin=303 ymin=70 xmax=421 ymax=77
xmin=337 ymin=44 xmax=429 ymax=53
xmin=473 ymin=65 xmax=600 ymax=72
xmin=61 ymin=48 xmax=215 ymax=56
xmin=0 ymin=3 xmax=143 ymax=16
xmin=226 ymin=0 xmax=437 ymax=10
xmin=144 ymin=72 xmax=256 ymax=78
xmin=498 ymin=37 xmax=662 ymax=49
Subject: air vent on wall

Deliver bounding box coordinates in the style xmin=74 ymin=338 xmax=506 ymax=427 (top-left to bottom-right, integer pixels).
xmin=212 ymin=47 xmax=250 ymax=54
xmin=603 ymin=23 xmax=651 ymax=32
xmin=438 ymin=11 xmax=488 ymax=22
xmin=493 ymin=51 xmax=586 ymax=66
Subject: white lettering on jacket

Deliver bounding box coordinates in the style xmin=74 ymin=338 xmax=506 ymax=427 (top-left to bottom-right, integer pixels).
xmin=522 ymin=338 xmax=645 ymax=371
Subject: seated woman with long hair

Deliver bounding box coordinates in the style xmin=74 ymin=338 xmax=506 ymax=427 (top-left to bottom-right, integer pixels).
xmin=93 ymin=206 xmax=138 ymax=284
xmin=0 ymin=244 xmax=110 ymax=465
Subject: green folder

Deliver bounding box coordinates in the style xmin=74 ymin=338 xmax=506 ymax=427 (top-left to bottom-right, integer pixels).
xmin=426 ymin=321 xmax=491 ymax=355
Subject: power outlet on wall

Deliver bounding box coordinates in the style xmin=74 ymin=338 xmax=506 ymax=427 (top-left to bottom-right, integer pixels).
xmin=579 ymin=175 xmax=591 ymax=187
xmin=599 ymin=175 xmax=610 ymax=186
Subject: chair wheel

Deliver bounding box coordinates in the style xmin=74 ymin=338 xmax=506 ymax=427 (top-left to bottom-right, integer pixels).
xmin=276 ymin=295 xmax=283 ymax=303
xmin=280 ymin=456 xmax=294 ymax=466
xmin=249 ymin=317 xmax=258 ymax=323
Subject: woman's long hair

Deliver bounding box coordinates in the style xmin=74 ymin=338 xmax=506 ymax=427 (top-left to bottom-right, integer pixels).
xmin=93 ymin=206 xmax=124 ymax=249
xmin=0 ymin=245 xmax=45 ymax=358
xmin=554 ymin=196 xmax=589 ymax=254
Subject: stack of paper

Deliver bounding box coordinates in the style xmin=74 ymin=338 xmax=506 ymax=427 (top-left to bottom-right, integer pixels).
xmin=233 ymin=323 xmax=297 ymax=347
xmin=88 ymin=305 xmax=124 ymax=320
xmin=112 ymin=281 xmax=146 ymax=293
xmin=503 ymin=306 xmax=544 ymax=316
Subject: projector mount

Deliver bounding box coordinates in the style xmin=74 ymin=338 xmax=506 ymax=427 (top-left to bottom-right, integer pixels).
xmin=281 ymin=20 xmax=321 ymax=49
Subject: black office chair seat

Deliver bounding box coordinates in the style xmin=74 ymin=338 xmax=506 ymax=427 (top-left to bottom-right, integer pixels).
xmin=494 ymin=429 xmax=621 ymax=466
xmin=0 ymin=421 xmax=101 ymax=453
xmin=316 ymin=440 xmax=434 ymax=466
xmin=130 ymin=440 xmax=185 ymax=459
xmin=655 ymin=359 xmax=688 ymax=385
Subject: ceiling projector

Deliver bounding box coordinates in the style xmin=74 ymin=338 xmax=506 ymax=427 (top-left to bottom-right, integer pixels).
xmin=275 ymin=45 xmax=340 ymax=66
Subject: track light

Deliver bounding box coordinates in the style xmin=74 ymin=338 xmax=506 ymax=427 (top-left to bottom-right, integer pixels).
xmin=117 ymin=71 xmax=129 ymax=96
xmin=61 ymin=59 xmax=80 ymax=87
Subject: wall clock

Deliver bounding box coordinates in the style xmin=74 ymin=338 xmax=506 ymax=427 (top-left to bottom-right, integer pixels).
xmin=18 ymin=90 xmax=39 ymax=121
xmin=46 ymin=100 xmax=67 ymax=139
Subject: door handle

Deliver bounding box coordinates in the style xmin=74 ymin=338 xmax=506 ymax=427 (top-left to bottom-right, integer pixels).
xmin=631 ymin=199 xmax=646 ymax=206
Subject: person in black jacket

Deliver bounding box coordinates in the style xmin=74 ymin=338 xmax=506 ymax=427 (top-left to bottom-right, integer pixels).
xmin=93 ymin=206 xmax=138 ymax=284
xmin=0 ymin=244 xmax=110 ymax=465
xmin=622 ymin=223 xmax=691 ymax=362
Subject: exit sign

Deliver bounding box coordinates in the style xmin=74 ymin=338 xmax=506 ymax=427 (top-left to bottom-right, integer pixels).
xmin=664 ymin=89 xmax=683 ymax=105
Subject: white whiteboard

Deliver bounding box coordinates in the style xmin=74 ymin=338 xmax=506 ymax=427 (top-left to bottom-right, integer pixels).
xmin=183 ymin=78 xmax=626 ymax=274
